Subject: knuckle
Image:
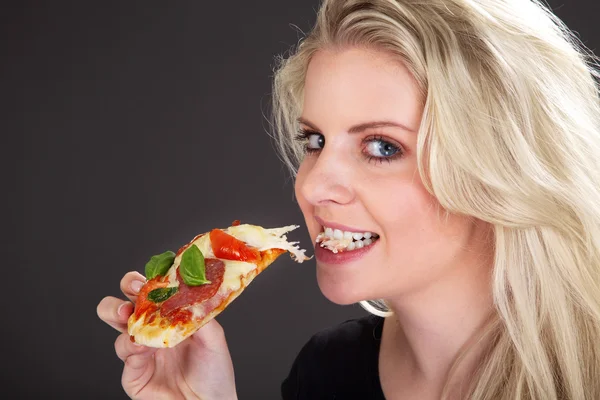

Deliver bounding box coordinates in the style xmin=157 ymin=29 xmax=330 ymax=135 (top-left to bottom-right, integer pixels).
xmin=119 ymin=272 xmax=134 ymax=291
xmin=212 ymin=321 xmax=225 ymax=336
xmin=120 ymin=271 xmax=145 ymax=293
xmin=114 ymin=334 xmax=129 ymax=361
xmin=96 ymin=299 xmax=105 ymax=318
xmin=114 ymin=336 xmax=123 ymax=360
xmin=96 ymin=297 xmax=112 ymax=320
xmin=124 ymin=355 xmax=138 ymax=369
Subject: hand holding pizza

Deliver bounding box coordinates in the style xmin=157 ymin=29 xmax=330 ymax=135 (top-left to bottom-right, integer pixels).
xmin=97 ymin=222 xmax=310 ymax=399
xmin=97 ymin=271 xmax=238 ymax=400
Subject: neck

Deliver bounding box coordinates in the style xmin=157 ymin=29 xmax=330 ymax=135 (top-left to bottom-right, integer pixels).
xmin=380 ymin=258 xmax=495 ymax=398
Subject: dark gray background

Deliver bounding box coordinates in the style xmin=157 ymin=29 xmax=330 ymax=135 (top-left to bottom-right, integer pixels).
xmin=7 ymin=1 xmax=599 ymax=399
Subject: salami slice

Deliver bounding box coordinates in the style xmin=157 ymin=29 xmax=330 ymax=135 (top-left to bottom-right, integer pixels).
xmin=161 ymin=258 xmax=225 ymax=317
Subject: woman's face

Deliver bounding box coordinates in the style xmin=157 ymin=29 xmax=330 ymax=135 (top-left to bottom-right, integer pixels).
xmin=295 ymin=47 xmax=491 ymax=305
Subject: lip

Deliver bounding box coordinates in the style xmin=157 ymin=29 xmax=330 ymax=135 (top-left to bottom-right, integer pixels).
xmin=314 ymin=216 xmax=374 ymax=234
xmin=315 ymin=238 xmax=379 ymax=265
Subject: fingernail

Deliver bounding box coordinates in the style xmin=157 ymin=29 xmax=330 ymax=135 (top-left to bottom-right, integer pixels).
xmin=131 ymin=280 xmax=143 ymax=293
xmin=117 ymin=303 xmax=127 ymax=317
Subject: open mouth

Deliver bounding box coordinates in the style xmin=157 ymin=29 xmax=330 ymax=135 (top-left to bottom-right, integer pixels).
xmin=316 ymin=226 xmax=380 ymax=253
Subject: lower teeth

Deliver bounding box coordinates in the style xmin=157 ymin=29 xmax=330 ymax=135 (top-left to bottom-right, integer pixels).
xmin=318 ymin=237 xmax=378 ymax=253
xmin=347 ymin=238 xmax=373 ymax=251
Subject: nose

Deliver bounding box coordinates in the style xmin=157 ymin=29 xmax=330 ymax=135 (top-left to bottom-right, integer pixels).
xmin=296 ymin=149 xmax=355 ymax=206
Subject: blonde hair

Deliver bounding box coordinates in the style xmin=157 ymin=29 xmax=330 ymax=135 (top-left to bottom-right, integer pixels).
xmin=271 ymin=0 xmax=600 ymax=398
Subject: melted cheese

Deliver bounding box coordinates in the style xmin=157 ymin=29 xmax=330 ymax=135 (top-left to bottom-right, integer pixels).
xmin=189 ymin=233 xmax=215 ymax=258
xmin=318 ymin=237 xmax=352 ymax=253
xmin=217 ymin=260 xmax=256 ymax=294
xmin=165 ymin=265 xmax=179 ymax=288
xmin=168 ymin=231 xmax=257 ymax=293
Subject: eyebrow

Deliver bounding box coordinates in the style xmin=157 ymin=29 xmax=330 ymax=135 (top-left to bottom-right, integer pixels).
xmin=297 ymin=117 xmax=416 ymax=134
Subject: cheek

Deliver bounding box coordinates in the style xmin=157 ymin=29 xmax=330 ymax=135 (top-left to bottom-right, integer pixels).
xmin=369 ymin=178 xmax=435 ymax=234
xmin=368 ymin=178 xmax=468 ymax=268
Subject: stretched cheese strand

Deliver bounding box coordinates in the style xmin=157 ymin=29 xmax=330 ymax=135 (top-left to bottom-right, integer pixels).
xmin=226 ymin=224 xmax=310 ymax=262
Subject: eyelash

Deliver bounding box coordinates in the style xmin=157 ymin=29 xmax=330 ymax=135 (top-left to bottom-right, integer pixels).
xmin=294 ymin=128 xmax=404 ymax=164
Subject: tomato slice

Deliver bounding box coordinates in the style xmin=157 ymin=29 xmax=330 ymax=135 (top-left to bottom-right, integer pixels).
xmin=209 ymin=229 xmax=260 ymax=262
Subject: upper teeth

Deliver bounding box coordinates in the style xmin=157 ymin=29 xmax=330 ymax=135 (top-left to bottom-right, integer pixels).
xmin=318 ymin=227 xmax=377 ymax=242
xmin=315 ymin=226 xmax=379 ymax=253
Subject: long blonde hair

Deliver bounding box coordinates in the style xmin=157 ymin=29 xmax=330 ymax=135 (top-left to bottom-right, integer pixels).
xmin=271 ymin=0 xmax=600 ymax=398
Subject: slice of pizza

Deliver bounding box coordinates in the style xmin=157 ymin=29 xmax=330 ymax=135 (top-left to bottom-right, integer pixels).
xmin=128 ymin=221 xmax=310 ymax=348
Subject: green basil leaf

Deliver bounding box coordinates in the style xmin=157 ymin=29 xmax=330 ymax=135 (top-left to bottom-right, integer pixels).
xmin=180 ymin=244 xmax=211 ymax=286
xmin=147 ymin=287 xmax=178 ymax=303
xmin=145 ymin=251 xmax=176 ymax=280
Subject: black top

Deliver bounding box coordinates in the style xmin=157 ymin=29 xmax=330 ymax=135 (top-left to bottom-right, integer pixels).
xmin=281 ymin=315 xmax=386 ymax=400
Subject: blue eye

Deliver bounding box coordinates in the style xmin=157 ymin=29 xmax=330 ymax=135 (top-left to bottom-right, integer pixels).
xmin=365 ymin=139 xmax=399 ymax=158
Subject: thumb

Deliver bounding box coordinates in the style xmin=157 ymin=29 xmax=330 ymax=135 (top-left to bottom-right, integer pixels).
xmin=190 ymin=319 xmax=228 ymax=352
xmin=116 ymin=333 xmax=158 ymax=396
xmin=185 ymin=319 xmax=238 ymax=400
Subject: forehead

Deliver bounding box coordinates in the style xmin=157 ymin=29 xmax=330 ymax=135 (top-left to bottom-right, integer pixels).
xmin=302 ymin=48 xmax=422 ymax=129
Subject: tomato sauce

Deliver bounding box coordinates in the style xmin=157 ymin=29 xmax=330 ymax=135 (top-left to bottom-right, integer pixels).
xmin=134 ymin=276 xmax=168 ymax=320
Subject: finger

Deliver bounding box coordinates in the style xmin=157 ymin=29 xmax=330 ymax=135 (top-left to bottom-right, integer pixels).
xmin=122 ymin=352 xmax=156 ymax=398
xmin=190 ymin=319 xmax=228 ymax=353
xmin=97 ymin=296 xmax=134 ymax=333
xmin=115 ymin=332 xmax=157 ymax=362
xmin=114 ymin=333 xmax=157 ymax=397
xmin=120 ymin=271 xmax=146 ymax=303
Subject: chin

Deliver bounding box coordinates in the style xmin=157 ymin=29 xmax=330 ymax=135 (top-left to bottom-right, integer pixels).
xmin=316 ymin=267 xmax=366 ymax=305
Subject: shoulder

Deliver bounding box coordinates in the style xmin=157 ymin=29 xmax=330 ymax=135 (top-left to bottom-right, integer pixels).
xmin=281 ymin=314 xmax=384 ymax=400
xmin=304 ymin=314 xmax=383 ymax=355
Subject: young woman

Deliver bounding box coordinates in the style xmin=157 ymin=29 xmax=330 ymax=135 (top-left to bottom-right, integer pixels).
xmin=97 ymin=0 xmax=600 ymax=398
